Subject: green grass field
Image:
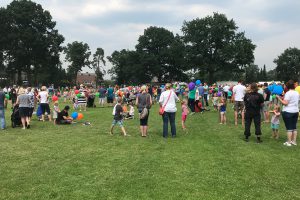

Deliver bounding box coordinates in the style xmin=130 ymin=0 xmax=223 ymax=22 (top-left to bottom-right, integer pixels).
xmin=0 ymin=101 xmax=299 ymax=200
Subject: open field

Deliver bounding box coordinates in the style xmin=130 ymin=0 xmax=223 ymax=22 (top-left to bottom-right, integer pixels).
xmin=0 ymin=102 xmax=299 ymax=200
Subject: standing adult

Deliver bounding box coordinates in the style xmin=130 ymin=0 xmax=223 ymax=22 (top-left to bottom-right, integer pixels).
xmin=277 ymin=80 xmax=299 ymax=146
xmin=188 ymin=85 xmax=196 ymax=114
xmin=232 ymin=80 xmax=246 ymax=126
xmin=244 ymin=83 xmax=264 ymax=143
xmin=107 ymin=85 xmax=114 ymax=107
xmin=98 ymin=86 xmax=107 ymax=107
xmin=0 ymin=88 xmax=7 ymax=130
xmin=198 ymin=83 xmax=205 ymax=108
xmin=223 ymin=84 xmax=230 ymax=100
xmin=9 ymin=85 xmax=18 ymax=106
xmin=38 ymin=86 xmax=52 ymax=122
xmin=16 ymin=87 xmax=31 ymax=129
xmin=203 ymin=83 xmax=209 ymax=107
xmin=263 ymin=83 xmax=271 ymax=123
xmin=136 ymin=85 xmax=152 ymax=137
xmin=159 ymin=83 xmax=180 ymax=138
xmin=27 ymin=87 xmax=35 ymax=124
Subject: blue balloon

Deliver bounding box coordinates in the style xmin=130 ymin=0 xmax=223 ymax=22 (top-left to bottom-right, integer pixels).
xmin=268 ymin=84 xmax=274 ymax=92
xmin=195 ymin=80 xmax=201 ymax=85
xmin=273 ymin=85 xmax=283 ymax=95
xmin=71 ymin=112 xmax=78 ymax=119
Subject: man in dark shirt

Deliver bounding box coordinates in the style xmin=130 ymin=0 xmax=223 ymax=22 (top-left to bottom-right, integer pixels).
xmin=110 ymin=98 xmax=128 ymax=136
xmin=98 ymin=86 xmax=107 ymax=107
xmin=56 ymin=106 xmax=73 ymax=125
xmin=0 ymin=88 xmax=8 ymax=130
xmin=263 ymin=82 xmax=271 ymax=122
xmin=244 ymin=83 xmax=264 ymax=143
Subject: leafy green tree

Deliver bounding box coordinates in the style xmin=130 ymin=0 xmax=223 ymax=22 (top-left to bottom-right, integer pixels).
xmin=136 ymin=26 xmax=187 ymax=82
xmin=107 ymin=50 xmax=151 ymax=85
xmin=266 ymin=69 xmax=276 ymax=81
xmin=92 ymin=48 xmax=106 ymax=84
xmin=244 ymin=64 xmax=260 ymax=83
xmin=274 ymin=47 xmax=300 ymax=82
xmin=1 ymin=0 xmax=64 ymax=85
xmin=64 ymin=41 xmax=91 ymax=84
xmin=182 ymin=13 xmax=256 ymax=83
xmin=262 ymin=65 xmax=267 ymax=80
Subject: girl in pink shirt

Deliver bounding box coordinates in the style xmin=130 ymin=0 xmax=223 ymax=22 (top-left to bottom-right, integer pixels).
xmin=181 ymin=100 xmax=189 ymax=130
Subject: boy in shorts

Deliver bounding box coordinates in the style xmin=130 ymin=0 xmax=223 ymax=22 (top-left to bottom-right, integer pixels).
xmin=110 ymin=98 xmax=128 ymax=136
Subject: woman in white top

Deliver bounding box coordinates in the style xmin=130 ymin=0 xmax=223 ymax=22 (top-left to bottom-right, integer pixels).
xmin=37 ymin=86 xmax=51 ymax=122
xmin=159 ymin=83 xmax=180 ymax=138
xmin=277 ymin=80 xmax=299 ymax=146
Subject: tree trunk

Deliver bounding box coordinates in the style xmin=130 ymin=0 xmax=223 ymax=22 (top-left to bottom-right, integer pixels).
xmin=208 ymin=70 xmax=214 ymax=84
xmin=17 ymin=69 xmax=22 ymax=85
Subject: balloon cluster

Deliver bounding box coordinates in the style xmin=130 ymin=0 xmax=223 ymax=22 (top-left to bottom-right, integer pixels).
xmin=71 ymin=112 xmax=83 ymax=120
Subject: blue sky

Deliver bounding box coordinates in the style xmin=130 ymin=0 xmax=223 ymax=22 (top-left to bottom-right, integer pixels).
xmin=1 ymin=0 xmax=300 ymax=78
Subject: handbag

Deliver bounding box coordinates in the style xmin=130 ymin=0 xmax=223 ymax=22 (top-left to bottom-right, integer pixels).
xmin=159 ymin=91 xmax=172 ymax=115
xmin=140 ymin=107 xmax=149 ymax=119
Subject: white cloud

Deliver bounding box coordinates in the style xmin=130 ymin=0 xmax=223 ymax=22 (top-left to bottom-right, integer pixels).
xmin=255 ymin=28 xmax=300 ymax=69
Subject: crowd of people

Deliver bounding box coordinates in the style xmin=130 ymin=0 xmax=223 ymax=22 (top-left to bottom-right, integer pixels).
xmin=0 ymin=79 xmax=299 ymax=146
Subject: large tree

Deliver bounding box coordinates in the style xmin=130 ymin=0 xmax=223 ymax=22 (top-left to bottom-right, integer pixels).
xmin=274 ymin=47 xmax=300 ymax=82
xmin=244 ymin=64 xmax=260 ymax=83
xmin=0 ymin=0 xmax=65 ymax=85
xmin=64 ymin=41 xmax=91 ymax=84
xmin=107 ymin=49 xmax=152 ymax=85
xmin=92 ymin=48 xmax=106 ymax=84
xmin=136 ymin=26 xmax=187 ymax=82
xmin=182 ymin=13 xmax=256 ymax=83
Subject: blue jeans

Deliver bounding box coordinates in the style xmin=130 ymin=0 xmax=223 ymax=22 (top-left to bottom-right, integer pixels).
xmin=0 ymin=108 xmax=5 ymax=129
xmin=162 ymin=112 xmax=176 ymax=137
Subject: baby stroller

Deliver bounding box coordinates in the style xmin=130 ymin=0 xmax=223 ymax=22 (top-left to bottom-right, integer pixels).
xmin=11 ymin=104 xmax=22 ymax=128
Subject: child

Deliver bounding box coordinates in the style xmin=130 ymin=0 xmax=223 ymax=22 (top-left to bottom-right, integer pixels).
xmin=63 ymin=90 xmax=68 ymax=103
xmin=219 ymin=97 xmax=227 ymax=124
xmin=73 ymin=95 xmax=79 ymax=110
xmin=270 ymin=105 xmax=280 ymax=139
xmin=181 ymin=99 xmax=189 ymax=130
xmin=125 ymin=102 xmax=135 ymax=119
xmin=110 ymin=98 xmax=128 ymax=136
xmin=53 ymin=101 xmax=60 ymax=125
xmin=212 ymin=92 xmax=219 ymax=111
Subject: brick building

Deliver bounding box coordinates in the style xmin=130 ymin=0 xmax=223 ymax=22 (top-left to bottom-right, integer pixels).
xmin=76 ymin=72 xmax=96 ymax=86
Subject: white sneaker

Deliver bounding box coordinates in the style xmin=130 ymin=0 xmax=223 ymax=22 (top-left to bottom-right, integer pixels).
xmin=283 ymin=142 xmax=292 ymax=147
xmin=291 ymin=141 xmax=297 ymax=146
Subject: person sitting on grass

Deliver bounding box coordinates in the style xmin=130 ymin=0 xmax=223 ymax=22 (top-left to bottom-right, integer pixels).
xmin=110 ymin=98 xmax=128 ymax=136
xmin=56 ymin=105 xmax=73 ymax=125
xmin=124 ymin=102 xmax=135 ymax=120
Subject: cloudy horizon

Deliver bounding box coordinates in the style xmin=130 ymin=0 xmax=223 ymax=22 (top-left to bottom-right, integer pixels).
xmin=1 ymin=0 xmax=300 ymax=79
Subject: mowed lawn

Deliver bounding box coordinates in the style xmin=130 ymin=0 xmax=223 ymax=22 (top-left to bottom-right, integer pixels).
xmin=0 ymin=101 xmax=299 ymax=200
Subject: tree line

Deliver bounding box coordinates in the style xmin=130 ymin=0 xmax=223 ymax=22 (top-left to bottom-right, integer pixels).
xmin=1 ymin=0 xmax=299 ymax=86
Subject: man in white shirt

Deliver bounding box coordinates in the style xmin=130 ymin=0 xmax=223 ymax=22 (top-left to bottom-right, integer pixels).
xmin=223 ymin=84 xmax=230 ymax=100
xmin=232 ymin=80 xmax=246 ymax=126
